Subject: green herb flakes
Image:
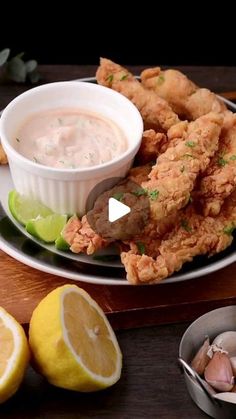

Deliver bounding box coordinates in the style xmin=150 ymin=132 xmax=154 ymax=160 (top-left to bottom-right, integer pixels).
xmin=120 ymin=73 xmax=128 ymax=81
xmin=106 ymin=74 xmax=114 ymax=83
xmin=113 ymin=192 xmax=124 ymax=202
xmin=218 ymin=157 xmax=228 ymax=167
xmin=223 ymin=225 xmax=235 ymax=235
xmin=136 ymin=242 xmax=146 ymax=255
xmin=157 ymin=75 xmax=165 ymax=85
xmin=181 ymin=219 xmax=192 ymax=232
xmin=149 ymin=190 xmax=159 ymax=200
xmin=185 ymin=141 xmax=196 ymax=148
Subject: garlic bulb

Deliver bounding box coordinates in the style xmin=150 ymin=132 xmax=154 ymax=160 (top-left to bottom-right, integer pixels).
xmin=191 ymin=337 xmax=210 ymax=375
xmin=204 ymin=352 xmax=234 ymax=392
xmin=214 ymin=392 xmax=236 ymax=404
xmin=212 ymin=331 xmax=236 ymax=357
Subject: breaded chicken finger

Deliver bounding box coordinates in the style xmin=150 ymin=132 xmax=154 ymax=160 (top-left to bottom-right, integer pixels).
xmin=96 ymin=58 xmax=179 ymax=132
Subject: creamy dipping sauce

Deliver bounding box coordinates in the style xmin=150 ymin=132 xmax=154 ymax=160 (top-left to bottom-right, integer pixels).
xmin=15 ymin=109 xmax=127 ymax=169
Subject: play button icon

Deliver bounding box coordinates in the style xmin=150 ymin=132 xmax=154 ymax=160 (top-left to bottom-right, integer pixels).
xmin=108 ymin=198 xmax=131 ymax=222
xmin=86 ymin=178 xmax=150 ymax=241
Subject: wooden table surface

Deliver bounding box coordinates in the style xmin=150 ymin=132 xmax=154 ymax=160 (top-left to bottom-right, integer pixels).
xmin=1 ymin=64 xmax=236 ymax=418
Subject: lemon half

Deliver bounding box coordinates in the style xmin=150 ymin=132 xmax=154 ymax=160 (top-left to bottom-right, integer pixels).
xmin=0 ymin=307 xmax=29 ymax=403
xmin=29 ymin=285 xmax=122 ymax=392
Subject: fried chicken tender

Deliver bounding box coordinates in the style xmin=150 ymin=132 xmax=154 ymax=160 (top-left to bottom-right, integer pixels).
xmin=141 ymin=68 xmax=226 ymax=120
xmin=96 ymin=58 xmax=179 ymax=132
xmin=68 ymin=215 xmax=108 ymax=255
xmin=195 ymin=112 xmax=236 ymax=216
xmin=0 ymin=144 xmax=8 ymax=164
xmin=142 ymin=112 xmax=223 ymax=221
xmin=136 ymin=130 xmax=168 ymax=164
xmin=121 ymin=192 xmax=236 ymax=284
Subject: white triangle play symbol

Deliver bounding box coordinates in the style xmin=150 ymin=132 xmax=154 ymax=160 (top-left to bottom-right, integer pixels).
xmin=108 ymin=197 xmax=131 ymax=222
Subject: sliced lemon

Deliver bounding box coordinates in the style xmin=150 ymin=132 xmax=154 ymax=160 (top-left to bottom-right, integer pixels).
xmin=0 ymin=307 xmax=30 ymax=403
xmin=29 ymin=285 xmax=122 ymax=392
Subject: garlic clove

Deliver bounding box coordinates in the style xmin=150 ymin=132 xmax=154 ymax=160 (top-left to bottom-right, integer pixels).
xmin=212 ymin=331 xmax=236 ymax=357
xmin=214 ymin=392 xmax=236 ymax=404
xmin=230 ymin=357 xmax=236 ymax=376
xmin=204 ymin=352 xmax=234 ymax=392
xmin=191 ymin=337 xmax=210 ymax=375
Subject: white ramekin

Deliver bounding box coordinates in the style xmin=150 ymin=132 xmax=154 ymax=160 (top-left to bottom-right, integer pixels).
xmin=0 ymin=82 xmax=143 ymax=215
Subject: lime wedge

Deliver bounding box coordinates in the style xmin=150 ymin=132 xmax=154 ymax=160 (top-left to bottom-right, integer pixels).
xmin=8 ymin=190 xmax=53 ymax=226
xmin=55 ymin=235 xmax=70 ymax=251
xmin=26 ymin=214 xmax=68 ymax=243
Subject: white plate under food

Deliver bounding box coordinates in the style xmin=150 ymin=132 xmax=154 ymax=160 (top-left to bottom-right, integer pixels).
xmin=0 ymin=78 xmax=236 ymax=285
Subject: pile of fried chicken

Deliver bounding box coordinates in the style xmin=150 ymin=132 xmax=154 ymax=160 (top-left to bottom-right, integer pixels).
xmin=2 ymin=59 xmax=236 ymax=285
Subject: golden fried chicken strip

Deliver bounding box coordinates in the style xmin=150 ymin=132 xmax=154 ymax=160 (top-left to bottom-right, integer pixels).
xmin=142 ymin=112 xmax=223 ymax=221
xmin=0 ymin=144 xmax=8 ymax=164
xmin=135 ymin=130 xmax=168 ymax=165
xmin=96 ymin=58 xmax=179 ymax=132
xmin=141 ymin=68 xmax=226 ymax=120
xmin=69 ymin=215 xmax=108 ymax=255
xmin=196 ymin=112 xmax=236 ymax=216
xmin=121 ymin=192 xmax=236 ymax=284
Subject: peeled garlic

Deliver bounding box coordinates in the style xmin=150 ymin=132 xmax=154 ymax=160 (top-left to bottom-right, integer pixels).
xmin=214 ymin=392 xmax=236 ymax=404
xmin=230 ymin=357 xmax=236 ymax=376
xmin=213 ymin=331 xmax=236 ymax=357
xmin=204 ymin=352 xmax=234 ymax=392
xmin=191 ymin=337 xmax=210 ymax=375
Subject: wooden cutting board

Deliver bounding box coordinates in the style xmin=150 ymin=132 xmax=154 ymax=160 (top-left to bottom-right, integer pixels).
xmin=1 ymin=249 xmax=236 ymax=329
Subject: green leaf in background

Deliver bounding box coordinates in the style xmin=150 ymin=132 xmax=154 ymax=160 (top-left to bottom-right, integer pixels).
xmin=25 ymin=60 xmax=37 ymax=73
xmin=0 ymin=48 xmax=10 ymax=66
xmin=0 ymin=48 xmax=40 ymax=84
xmin=6 ymin=57 xmax=27 ymax=83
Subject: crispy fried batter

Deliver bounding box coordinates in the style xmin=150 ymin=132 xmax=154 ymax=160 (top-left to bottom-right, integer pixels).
xmin=141 ymin=68 xmax=226 ymax=120
xmin=96 ymin=58 xmax=179 ymax=132
xmin=0 ymin=144 xmax=8 ymax=164
xmin=142 ymin=112 xmax=223 ymax=221
xmin=195 ymin=112 xmax=236 ymax=216
xmin=121 ymin=192 xmax=236 ymax=284
xmin=135 ymin=130 xmax=168 ymax=164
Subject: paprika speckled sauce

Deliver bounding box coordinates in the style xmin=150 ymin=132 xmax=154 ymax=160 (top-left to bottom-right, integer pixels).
xmin=15 ymin=108 xmax=127 ymax=169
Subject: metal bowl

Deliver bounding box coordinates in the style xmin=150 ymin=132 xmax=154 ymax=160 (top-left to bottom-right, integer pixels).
xmin=179 ymin=306 xmax=236 ymax=419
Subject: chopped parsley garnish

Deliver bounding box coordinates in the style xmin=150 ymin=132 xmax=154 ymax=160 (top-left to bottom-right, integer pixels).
xmin=120 ymin=73 xmax=128 ymax=81
xmin=223 ymin=225 xmax=235 ymax=235
xmin=16 ymin=138 xmax=20 ymax=142
xmin=183 ymin=153 xmax=193 ymax=159
xmin=106 ymin=74 xmax=114 ymax=83
xmin=113 ymin=192 xmax=124 ymax=202
xmin=33 ymin=157 xmax=38 ymax=163
xmin=93 ymin=254 xmax=120 ymax=262
xmin=132 ymin=188 xmax=147 ymax=197
xmin=149 ymin=190 xmax=159 ymax=200
xmin=59 ymin=160 xmax=64 ymax=164
xmin=136 ymin=241 xmax=146 ymax=255
xmin=185 ymin=141 xmax=196 ymax=148
xmin=230 ymin=155 xmax=236 ymax=161
xmin=157 ymin=75 xmax=165 ymax=85
xmin=181 ymin=219 xmax=192 ymax=232
xmin=218 ymin=157 xmax=228 ymax=167
xmin=180 ymin=166 xmax=185 ymax=173
xmin=188 ymin=195 xmax=193 ymax=203
xmin=58 ymin=118 xmax=63 ymax=125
